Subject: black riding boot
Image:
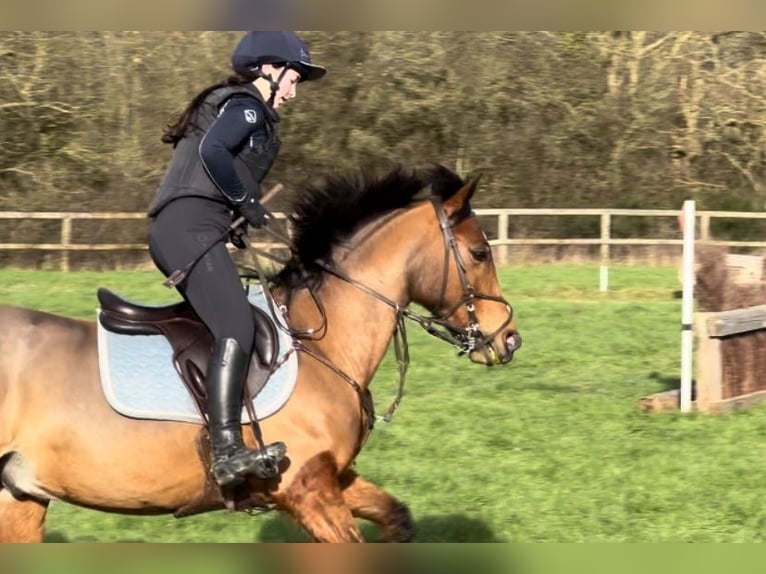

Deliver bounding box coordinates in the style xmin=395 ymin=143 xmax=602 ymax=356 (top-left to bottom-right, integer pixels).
xmin=206 ymin=337 xmax=286 ymax=487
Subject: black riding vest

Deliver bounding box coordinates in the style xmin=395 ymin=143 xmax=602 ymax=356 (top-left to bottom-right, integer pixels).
xmin=147 ymin=84 xmax=281 ymax=217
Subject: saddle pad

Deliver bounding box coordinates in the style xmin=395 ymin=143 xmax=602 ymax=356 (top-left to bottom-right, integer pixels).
xmin=96 ymin=285 xmax=298 ymax=424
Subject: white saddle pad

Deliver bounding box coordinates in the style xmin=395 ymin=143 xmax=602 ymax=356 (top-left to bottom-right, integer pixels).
xmin=96 ymin=285 xmax=298 ymax=424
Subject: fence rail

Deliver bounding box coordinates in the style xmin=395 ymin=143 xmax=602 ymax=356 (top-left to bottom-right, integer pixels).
xmin=2 ymin=208 xmax=766 ymax=273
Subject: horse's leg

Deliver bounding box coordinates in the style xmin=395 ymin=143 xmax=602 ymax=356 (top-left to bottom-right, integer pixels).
xmin=0 ymin=490 xmax=49 ymax=542
xmin=339 ymin=469 xmax=414 ymax=542
xmin=281 ymin=452 xmax=364 ymax=542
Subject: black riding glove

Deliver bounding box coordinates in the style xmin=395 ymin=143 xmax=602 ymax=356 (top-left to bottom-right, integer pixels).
xmin=229 ymin=223 xmax=249 ymax=249
xmin=238 ymin=197 xmax=271 ymax=229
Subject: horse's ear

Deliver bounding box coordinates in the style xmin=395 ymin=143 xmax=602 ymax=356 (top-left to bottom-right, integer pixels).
xmin=443 ymin=173 xmax=481 ymax=219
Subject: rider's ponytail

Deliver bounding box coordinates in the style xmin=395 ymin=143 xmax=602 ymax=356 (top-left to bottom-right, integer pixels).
xmin=161 ymin=73 xmax=256 ymax=147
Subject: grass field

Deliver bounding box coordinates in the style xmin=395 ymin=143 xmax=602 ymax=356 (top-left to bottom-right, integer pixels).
xmin=2 ymin=264 xmax=766 ymax=542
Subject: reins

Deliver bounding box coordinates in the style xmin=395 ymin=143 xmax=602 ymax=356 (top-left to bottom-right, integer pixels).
xmin=240 ymin=197 xmax=514 ymax=439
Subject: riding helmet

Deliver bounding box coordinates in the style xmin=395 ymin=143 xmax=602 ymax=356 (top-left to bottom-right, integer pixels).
xmin=231 ymin=31 xmax=327 ymax=82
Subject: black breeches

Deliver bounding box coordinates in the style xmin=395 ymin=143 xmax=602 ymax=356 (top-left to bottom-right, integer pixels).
xmin=148 ymin=197 xmax=254 ymax=355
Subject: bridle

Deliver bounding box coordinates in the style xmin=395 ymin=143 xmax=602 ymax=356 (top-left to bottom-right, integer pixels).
xmin=246 ymin=195 xmax=516 ymax=443
xmin=411 ymin=196 xmax=515 ymax=364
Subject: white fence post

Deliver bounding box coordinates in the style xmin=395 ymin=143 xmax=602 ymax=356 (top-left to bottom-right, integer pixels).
xmin=497 ymin=213 xmax=509 ymax=265
xmin=680 ymin=200 xmax=696 ymax=413
xmin=599 ymin=212 xmax=611 ymax=293
xmin=60 ymin=215 xmax=72 ymax=272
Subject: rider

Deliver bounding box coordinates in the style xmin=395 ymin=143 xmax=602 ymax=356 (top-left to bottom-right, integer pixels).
xmin=146 ymin=31 xmax=326 ymax=487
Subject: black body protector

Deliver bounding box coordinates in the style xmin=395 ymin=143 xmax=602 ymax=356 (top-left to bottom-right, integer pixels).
xmin=148 ymin=84 xmax=280 ymax=217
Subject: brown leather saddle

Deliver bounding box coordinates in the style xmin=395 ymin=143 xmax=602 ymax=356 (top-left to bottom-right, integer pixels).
xmin=96 ymin=287 xmax=280 ymax=419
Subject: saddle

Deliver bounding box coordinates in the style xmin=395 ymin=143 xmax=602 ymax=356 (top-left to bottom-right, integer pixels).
xmin=96 ymin=287 xmax=280 ymax=418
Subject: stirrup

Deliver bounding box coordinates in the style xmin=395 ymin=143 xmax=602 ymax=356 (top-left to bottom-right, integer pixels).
xmin=211 ymin=442 xmax=287 ymax=487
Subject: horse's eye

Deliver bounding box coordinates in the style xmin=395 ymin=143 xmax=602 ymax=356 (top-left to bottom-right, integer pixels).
xmin=469 ymin=247 xmax=491 ymax=263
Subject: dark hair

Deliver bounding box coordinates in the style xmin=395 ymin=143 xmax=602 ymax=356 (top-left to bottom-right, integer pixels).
xmin=161 ymin=73 xmax=256 ymax=146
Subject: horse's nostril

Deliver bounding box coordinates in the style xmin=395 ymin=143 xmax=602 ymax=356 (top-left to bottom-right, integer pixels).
xmin=505 ymin=331 xmax=522 ymax=353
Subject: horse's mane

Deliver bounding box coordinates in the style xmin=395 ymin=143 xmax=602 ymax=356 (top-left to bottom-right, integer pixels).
xmin=271 ymin=163 xmax=467 ymax=291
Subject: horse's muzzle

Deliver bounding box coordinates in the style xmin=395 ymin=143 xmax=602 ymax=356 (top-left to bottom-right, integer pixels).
xmin=500 ymin=331 xmax=522 ymax=364
xmin=469 ymin=330 xmax=522 ymax=366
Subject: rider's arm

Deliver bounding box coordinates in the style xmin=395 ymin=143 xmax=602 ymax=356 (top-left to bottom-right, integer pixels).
xmin=199 ymin=95 xmax=266 ymax=204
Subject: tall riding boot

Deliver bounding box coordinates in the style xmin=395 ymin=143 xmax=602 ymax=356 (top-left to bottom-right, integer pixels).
xmin=206 ymin=337 xmax=286 ymax=487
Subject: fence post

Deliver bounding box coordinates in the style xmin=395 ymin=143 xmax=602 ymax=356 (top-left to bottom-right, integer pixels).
xmin=680 ymin=199 xmax=696 ymax=413
xmin=599 ymin=212 xmax=611 ymax=292
xmin=699 ymin=214 xmax=711 ymax=241
xmin=694 ymin=312 xmax=722 ymax=411
xmin=60 ymin=215 xmax=72 ymax=272
xmin=497 ymin=213 xmax=509 ymax=265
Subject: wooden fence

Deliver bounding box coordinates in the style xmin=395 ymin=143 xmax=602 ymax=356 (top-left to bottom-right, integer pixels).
xmin=642 ymin=301 xmax=766 ymax=414
xmin=694 ymin=304 xmax=766 ymax=412
xmin=3 ymin=208 xmax=766 ymax=273
xmin=638 ymin=251 xmax=766 ymax=414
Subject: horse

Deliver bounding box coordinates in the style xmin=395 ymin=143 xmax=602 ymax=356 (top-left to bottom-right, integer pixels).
xmin=0 ymin=164 xmax=521 ymax=542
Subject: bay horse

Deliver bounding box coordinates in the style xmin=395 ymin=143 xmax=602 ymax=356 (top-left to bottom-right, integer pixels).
xmin=0 ymin=164 xmax=521 ymax=542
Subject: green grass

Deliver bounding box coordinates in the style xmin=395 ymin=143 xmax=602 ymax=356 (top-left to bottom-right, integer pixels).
xmin=2 ymin=264 xmax=766 ymax=542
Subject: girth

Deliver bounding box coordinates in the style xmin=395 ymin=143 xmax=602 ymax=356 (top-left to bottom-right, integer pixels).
xmin=96 ymin=287 xmax=280 ymax=416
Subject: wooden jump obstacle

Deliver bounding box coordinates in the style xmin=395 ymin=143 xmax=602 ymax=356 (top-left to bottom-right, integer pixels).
xmin=641 ymin=252 xmax=766 ymax=413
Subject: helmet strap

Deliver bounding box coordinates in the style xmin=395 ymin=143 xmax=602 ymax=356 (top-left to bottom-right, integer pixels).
xmin=252 ymin=65 xmax=291 ymax=107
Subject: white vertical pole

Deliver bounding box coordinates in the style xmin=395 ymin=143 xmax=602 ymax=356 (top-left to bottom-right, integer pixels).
xmin=61 ymin=215 xmax=72 ymax=272
xmin=680 ymin=200 xmax=696 ymax=412
xmin=497 ymin=213 xmax=509 ymax=266
xmin=599 ymin=212 xmax=611 ymax=293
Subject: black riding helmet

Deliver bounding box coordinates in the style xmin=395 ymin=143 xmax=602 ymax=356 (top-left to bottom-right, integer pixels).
xmin=231 ymin=31 xmax=327 ymax=83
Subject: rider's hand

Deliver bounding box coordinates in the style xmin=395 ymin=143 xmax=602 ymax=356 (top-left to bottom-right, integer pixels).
xmin=229 ymin=224 xmax=248 ymax=249
xmin=239 ymin=197 xmax=271 ymax=229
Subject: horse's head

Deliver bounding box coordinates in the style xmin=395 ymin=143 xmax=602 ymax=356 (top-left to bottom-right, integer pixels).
xmin=273 ymin=163 xmax=521 ymax=366
xmin=407 ymin=173 xmax=521 ymax=366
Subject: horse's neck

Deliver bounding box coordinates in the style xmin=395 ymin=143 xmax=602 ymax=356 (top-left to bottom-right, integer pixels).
xmin=288 ymin=214 xmax=419 ymax=388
